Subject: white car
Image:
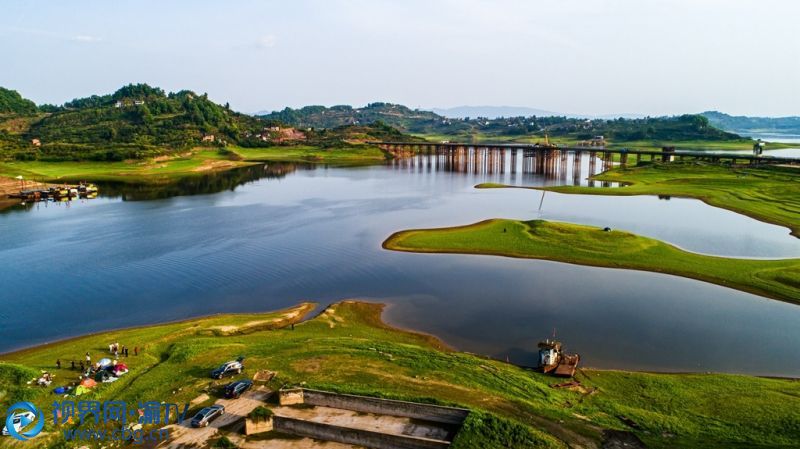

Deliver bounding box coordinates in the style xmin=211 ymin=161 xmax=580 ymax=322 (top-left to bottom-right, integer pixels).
xmin=2 ymin=411 xmax=36 ymax=436
xmin=211 ymin=357 xmax=245 ymax=379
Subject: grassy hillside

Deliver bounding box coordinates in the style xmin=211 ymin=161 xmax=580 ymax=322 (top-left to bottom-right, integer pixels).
xmin=1 ymin=301 xmax=799 ymax=449
xmin=384 ymin=218 xmax=800 ymax=303
xmin=0 ymin=85 xmax=422 ymax=165
xmin=2 ymin=84 xmax=266 ymax=162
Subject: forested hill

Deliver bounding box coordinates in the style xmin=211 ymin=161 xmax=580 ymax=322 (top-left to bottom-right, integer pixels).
xmin=0 ymin=84 xmax=421 ymax=162
xmin=36 ymin=84 xmax=265 ymax=160
xmin=0 ymin=87 xmax=38 ymax=114
xmin=262 ymin=104 xmax=742 ymax=142
xmin=261 ymin=103 xmax=443 ymax=131
xmin=702 ymin=111 xmax=800 ymax=137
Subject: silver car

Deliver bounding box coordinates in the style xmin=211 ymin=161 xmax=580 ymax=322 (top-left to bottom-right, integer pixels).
xmin=190 ymin=405 xmax=225 ymax=427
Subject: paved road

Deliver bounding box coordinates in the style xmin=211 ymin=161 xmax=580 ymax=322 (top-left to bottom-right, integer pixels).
xmin=159 ymin=388 xmax=271 ymax=448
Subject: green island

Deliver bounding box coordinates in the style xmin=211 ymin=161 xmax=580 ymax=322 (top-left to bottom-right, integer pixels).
xmin=3 ymin=301 xmax=799 ymax=449
xmin=383 ymin=218 xmax=800 ymax=303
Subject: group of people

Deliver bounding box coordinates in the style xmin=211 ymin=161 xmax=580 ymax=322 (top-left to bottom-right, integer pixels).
xmin=55 ymin=358 xmax=86 ymax=373
xmin=53 ymin=343 xmax=139 ymax=375
xmin=108 ymin=342 xmax=135 ymax=358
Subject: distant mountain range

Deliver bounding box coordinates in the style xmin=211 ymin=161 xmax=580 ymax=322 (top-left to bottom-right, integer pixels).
xmin=701 ymin=111 xmax=800 ymax=140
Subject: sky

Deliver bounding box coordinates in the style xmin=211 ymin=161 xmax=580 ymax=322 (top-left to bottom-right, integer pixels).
xmin=1 ymin=0 xmax=798 ymax=117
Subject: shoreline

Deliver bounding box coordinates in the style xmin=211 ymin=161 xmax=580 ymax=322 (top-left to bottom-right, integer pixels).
xmin=5 ymin=298 xmax=797 ymax=380
xmin=4 ymin=299 xmax=800 ymax=448
xmin=0 ymin=302 xmax=318 ymax=358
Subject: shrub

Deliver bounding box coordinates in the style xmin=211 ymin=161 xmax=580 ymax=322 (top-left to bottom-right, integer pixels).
xmin=212 ymin=436 xmax=237 ymax=448
xmin=248 ymin=406 xmax=273 ymax=423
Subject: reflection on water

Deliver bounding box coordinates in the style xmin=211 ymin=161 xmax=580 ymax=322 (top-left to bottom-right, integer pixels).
xmin=2 ymin=163 xmax=301 ymax=213
xmin=2 ymin=154 xmax=800 ymax=376
xmin=100 ymin=163 xmax=301 ymax=201
xmin=389 ymin=148 xmax=621 ymax=187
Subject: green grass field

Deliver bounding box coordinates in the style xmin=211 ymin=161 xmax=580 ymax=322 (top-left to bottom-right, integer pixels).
xmin=528 ymin=162 xmax=800 ymax=237
xmin=227 ymin=144 xmax=388 ymax=165
xmin=2 ymin=301 xmax=799 ymax=449
xmin=384 ymin=219 xmax=800 ymax=303
xmin=0 ymin=144 xmax=391 ymax=186
xmin=0 ymin=150 xmax=254 ymax=184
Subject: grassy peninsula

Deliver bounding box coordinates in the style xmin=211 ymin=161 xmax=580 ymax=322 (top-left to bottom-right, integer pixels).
xmin=384 ymin=219 xmax=800 ymax=303
xmin=0 ymin=142 xmax=390 ymax=185
xmin=516 ymin=162 xmax=800 ymax=237
xmin=2 ymin=301 xmax=799 ymax=449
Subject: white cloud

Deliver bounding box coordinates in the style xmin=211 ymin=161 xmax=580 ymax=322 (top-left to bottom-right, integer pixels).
xmin=72 ymin=35 xmax=102 ymax=43
xmin=256 ymin=34 xmax=276 ymax=49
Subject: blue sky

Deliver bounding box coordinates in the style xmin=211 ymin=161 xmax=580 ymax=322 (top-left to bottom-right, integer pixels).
xmin=1 ymin=0 xmax=797 ymax=116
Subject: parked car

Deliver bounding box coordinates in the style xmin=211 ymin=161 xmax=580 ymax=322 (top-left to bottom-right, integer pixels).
xmin=190 ymin=405 xmax=225 ymax=428
xmin=211 ymin=357 xmax=244 ymax=379
xmin=224 ymin=379 xmax=253 ymax=399
xmin=2 ymin=410 xmax=36 ymax=436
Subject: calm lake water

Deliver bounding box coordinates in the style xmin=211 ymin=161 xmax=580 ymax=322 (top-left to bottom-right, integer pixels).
xmin=2 ymin=154 xmax=800 ymax=376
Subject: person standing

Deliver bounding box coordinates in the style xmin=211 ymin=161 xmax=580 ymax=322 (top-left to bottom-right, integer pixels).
xmin=134 ymin=346 xmax=138 ymax=356
xmin=56 ymin=359 xmax=61 ymax=369
xmin=70 ymin=360 xmax=75 ymax=370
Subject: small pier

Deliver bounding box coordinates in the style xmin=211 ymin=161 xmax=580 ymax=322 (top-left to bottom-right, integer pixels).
xmin=1 ymin=176 xmax=98 ymax=208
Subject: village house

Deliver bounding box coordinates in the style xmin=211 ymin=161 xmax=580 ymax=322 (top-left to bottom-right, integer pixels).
xmin=31 ymin=138 xmax=41 ymax=147
xmin=133 ymin=100 xmax=145 ymax=106
xmin=202 ymin=134 xmax=215 ymax=143
xmin=114 ymin=101 xmax=123 ymax=108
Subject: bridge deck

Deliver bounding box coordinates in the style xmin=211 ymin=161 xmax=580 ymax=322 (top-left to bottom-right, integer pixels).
xmin=371 ymin=141 xmax=800 ymax=164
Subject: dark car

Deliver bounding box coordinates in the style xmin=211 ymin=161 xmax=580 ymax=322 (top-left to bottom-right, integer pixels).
xmin=190 ymin=405 xmax=225 ymax=428
xmin=224 ymin=379 xmax=253 ymax=399
xmin=210 ymin=357 xmax=244 ymax=379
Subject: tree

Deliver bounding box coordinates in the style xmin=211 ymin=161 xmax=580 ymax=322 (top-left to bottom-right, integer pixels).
xmin=139 ymin=104 xmax=154 ymax=124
